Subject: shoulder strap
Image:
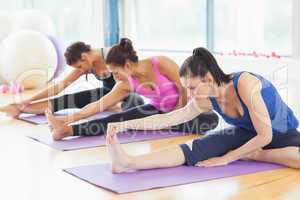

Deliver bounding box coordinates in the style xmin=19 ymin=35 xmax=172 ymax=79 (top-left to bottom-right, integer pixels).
xmin=151 ymin=57 xmax=161 ymax=74
xmin=127 ymin=75 xmax=137 ymax=91
xmin=209 ymin=97 xmax=222 ymax=114
xmin=232 ymin=72 xmax=248 ymax=110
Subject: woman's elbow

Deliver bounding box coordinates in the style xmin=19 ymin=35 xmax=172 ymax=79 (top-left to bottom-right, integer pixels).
xmin=258 ymin=134 xmax=273 ymax=146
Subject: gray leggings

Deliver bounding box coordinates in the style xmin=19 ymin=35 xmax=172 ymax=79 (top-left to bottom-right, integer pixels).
xmin=180 ymin=127 xmax=300 ymax=166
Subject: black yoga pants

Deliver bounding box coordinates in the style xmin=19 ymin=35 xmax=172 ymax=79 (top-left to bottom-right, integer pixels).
xmin=180 ymin=127 xmax=300 ymax=166
xmin=50 ymin=87 xmax=144 ymax=112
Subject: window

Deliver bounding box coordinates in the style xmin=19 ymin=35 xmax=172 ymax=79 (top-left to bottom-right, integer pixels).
xmin=214 ymin=0 xmax=292 ymax=55
xmin=32 ymin=0 xmax=104 ymax=47
xmin=0 ymin=0 xmax=25 ymax=11
xmin=0 ymin=0 xmax=104 ymax=47
xmin=120 ymin=0 xmax=207 ymax=51
xmin=121 ymin=0 xmax=293 ymax=55
xmin=0 ymin=0 xmax=293 ymax=55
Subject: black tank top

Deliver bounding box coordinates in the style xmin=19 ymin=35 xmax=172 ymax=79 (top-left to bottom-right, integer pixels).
xmin=89 ymin=47 xmax=116 ymax=90
xmin=102 ymin=74 xmax=115 ymax=90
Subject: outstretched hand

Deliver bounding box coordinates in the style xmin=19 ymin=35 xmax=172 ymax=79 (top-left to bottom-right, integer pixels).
xmin=195 ymin=155 xmax=235 ymax=168
xmin=18 ymin=99 xmax=31 ymax=110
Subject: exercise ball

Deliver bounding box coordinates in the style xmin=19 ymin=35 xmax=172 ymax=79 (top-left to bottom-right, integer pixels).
xmin=13 ymin=9 xmax=56 ymax=36
xmin=47 ymin=35 xmax=66 ymax=81
xmin=0 ymin=30 xmax=57 ymax=89
xmin=0 ymin=12 xmax=14 ymax=84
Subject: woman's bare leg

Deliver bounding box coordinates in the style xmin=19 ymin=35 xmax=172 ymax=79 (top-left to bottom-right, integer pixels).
xmin=21 ymin=100 xmax=51 ymax=114
xmin=106 ymin=133 xmax=186 ymax=173
xmin=245 ymin=147 xmax=300 ymax=169
xmin=0 ymin=100 xmax=51 ymax=117
xmin=0 ymin=104 xmax=21 ymax=118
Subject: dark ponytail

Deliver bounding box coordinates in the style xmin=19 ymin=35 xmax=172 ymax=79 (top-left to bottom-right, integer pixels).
xmin=180 ymin=47 xmax=231 ymax=86
xmin=106 ymin=38 xmax=138 ymax=66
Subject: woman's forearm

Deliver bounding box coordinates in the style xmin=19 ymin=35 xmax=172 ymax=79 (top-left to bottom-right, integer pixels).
xmin=29 ymin=70 xmax=82 ymax=103
xmin=65 ymin=84 xmax=130 ymax=124
xmin=174 ymin=87 xmax=188 ymax=110
xmin=28 ymin=83 xmax=64 ymax=102
xmin=119 ymin=99 xmax=203 ymax=131
xmin=224 ymin=134 xmax=272 ymax=161
xmin=119 ymin=113 xmax=182 ymax=131
xmin=65 ymin=101 xmax=103 ymax=124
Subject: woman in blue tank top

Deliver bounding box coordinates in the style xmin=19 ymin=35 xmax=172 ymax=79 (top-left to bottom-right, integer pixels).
xmin=104 ymin=47 xmax=300 ymax=173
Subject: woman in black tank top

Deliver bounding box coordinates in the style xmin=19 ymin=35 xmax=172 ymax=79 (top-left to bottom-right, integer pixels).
xmin=0 ymin=42 xmax=144 ymax=118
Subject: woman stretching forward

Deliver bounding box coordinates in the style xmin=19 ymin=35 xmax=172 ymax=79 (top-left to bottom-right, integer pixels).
xmin=106 ymin=47 xmax=300 ymax=173
xmin=46 ymin=40 xmax=219 ymax=139
xmin=0 ymin=42 xmax=144 ymax=121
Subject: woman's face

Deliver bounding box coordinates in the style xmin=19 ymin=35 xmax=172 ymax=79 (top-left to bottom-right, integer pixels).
xmin=182 ymin=72 xmax=219 ymax=100
xmin=70 ymin=53 xmax=94 ymax=72
xmin=71 ymin=60 xmax=91 ymax=73
xmin=107 ymin=64 xmax=128 ymax=81
xmin=107 ymin=60 xmax=137 ymax=81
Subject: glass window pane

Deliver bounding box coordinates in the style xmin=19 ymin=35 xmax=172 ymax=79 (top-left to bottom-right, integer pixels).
xmin=122 ymin=0 xmax=207 ymax=51
xmin=32 ymin=0 xmax=104 ymax=47
xmin=215 ymin=0 xmax=292 ymax=55
xmin=0 ymin=0 xmax=24 ymax=11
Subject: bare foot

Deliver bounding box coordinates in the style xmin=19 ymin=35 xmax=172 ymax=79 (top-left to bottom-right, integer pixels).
xmin=0 ymin=104 xmax=21 ymax=118
xmin=45 ymin=109 xmax=73 ymax=140
xmin=107 ymin=133 xmax=133 ymax=173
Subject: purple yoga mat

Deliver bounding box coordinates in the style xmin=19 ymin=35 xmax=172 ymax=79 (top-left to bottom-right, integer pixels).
xmin=63 ymin=161 xmax=285 ymax=194
xmin=19 ymin=111 xmax=113 ymax=125
xmin=27 ymin=130 xmax=190 ymax=151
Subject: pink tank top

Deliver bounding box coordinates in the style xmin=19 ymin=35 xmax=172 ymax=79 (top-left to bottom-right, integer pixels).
xmin=128 ymin=57 xmax=179 ymax=112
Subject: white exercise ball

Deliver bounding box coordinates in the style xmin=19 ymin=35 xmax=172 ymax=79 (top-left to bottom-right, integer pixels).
xmin=0 ymin=30 xmax=57 ymax=89
xmin=13 ymin=9 xmax=56 ymax=36
xmin=0 ymin=12 xmax=14 ymax=84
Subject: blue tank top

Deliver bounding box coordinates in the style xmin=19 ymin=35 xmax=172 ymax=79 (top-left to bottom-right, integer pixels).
xmin=209 ymin=72 xmax=299 ymax=134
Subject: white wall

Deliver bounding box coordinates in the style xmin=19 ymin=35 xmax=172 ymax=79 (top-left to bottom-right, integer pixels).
xmin=293 ymin=0 xmax=300 ymax=58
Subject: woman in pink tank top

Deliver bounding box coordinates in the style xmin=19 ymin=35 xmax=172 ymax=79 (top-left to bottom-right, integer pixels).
xmin=45 ymin=38 xmax=218 ymax=140
xmin=106 ymin=38 xmax=188 ymax=112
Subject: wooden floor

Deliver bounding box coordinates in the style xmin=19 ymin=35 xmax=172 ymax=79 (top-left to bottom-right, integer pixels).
xmin=0 ymin=90 xmax=300 ymax=200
